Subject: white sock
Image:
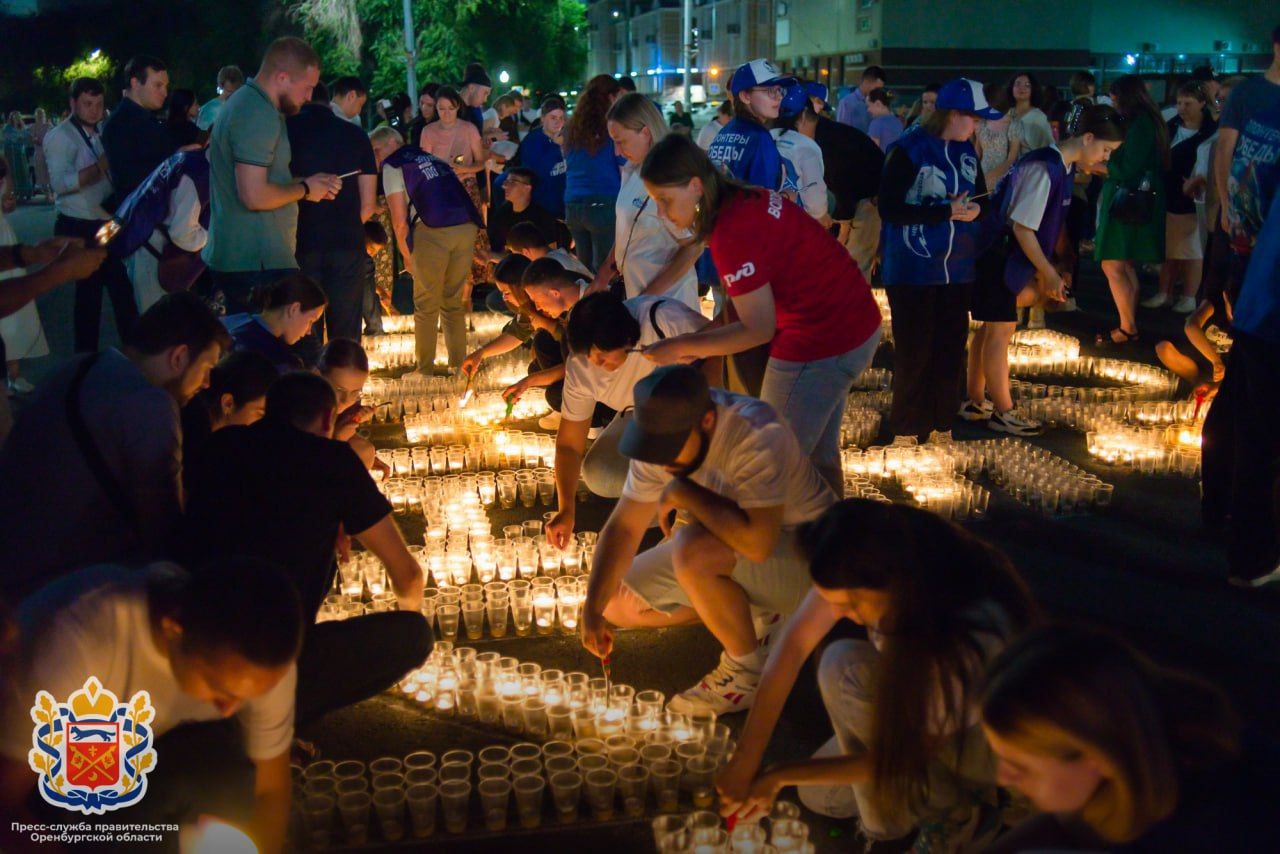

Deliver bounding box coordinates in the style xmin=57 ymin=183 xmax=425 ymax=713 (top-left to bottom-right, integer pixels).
xmin=728 ymin=646 xmax=764 ymax=673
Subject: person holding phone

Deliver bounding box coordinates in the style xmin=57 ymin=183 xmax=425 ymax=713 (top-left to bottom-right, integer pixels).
xmin=878 ymin=78 xmax=997 ymax=441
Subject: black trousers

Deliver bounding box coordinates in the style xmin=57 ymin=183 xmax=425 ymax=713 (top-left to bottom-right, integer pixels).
xmin=298 ymin=247 xmax=369 ymax=345
xmin=1212 ymin=331 xmax=1280 ymax=581
xmin=56 ymin=214 xmax=138 ymax=353
xmin=885 ymin=282 xmax=972 ymax=441
xmin=295 ymin=610 xmax=432 ymax=728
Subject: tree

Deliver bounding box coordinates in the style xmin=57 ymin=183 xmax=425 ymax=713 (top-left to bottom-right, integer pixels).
xmin=296 ymin=0 xmax=586 ymax=100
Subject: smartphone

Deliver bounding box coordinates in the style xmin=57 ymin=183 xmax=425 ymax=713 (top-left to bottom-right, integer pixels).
xmin=95 ymin=219 xmax=122 ymax=246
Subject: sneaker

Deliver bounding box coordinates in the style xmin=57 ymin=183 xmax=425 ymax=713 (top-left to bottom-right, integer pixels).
xmin=586 ymin=425 xmax=601 ymax=440
xmin=1172 ymin=295 xmax=1197 ymax=314
xmin=796 ymin=736 xmax=859 ymax=818
xmin=752 ymin=611 xmax=784 ymax=657
xmin=1141 ymin=292 xmax=1170 ymax=309
xmin=958 ymin=399 xmax=993 ymax=421
xmin=538 ymin=411 xmax=563 ymax=431
xmin=989 ymin=408 xmax=1043 ymax=437
xmin=667 ymin=652 xmax=760 ymax=715
xmin=6 ymin=376 xmax=34 ymax=395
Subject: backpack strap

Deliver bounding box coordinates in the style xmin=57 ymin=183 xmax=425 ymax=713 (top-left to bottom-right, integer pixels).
xmin=65 ymin=353 xmax=143 ymax=536
xmin=648 ymin=299 xmax=667 ymax=340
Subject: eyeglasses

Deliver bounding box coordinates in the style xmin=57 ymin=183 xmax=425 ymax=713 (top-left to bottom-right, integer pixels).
xmin=750 ymin=86 xmax=785 ymax=99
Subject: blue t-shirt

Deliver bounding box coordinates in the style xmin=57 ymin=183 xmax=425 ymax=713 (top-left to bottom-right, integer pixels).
xmin=868 ymin=114 xmax=904 ymax=151
xmin=223 ymin=314 xmax=301 ymax=374
xmin=1226 ymin=99 xmax=1280 ymax=255
xmin=514 ymin=127 xmax=567 ymax=218
xmin=708 ymin=118 xmax=786 ymax=191
xmin=1233 ymin=189 xmax=1280 ymax=344
xmin=564 ymin=142 xmax=622 ymax=202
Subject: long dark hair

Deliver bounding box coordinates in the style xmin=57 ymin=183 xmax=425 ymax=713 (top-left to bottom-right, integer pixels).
xmin=250 ymin=272 xmax=327 ymax=313
xmin=639 ymin=133 xmax=755 ymax=240
xmin=1005 ymin=71 xmax=1042 ymax=111
xmin=982 ymin=624 xmax=1240 ymax=842
xmin=167 ymin=88 xmax=197 ymax=125
xmin=192 ymin=350 xmax=277 ymax=423
xmin=1109 ymin=74 xmax=1170 ymax=169
xmin=564 ymin=74 xmax=622 ymax=154
xmin=799 ymin=499 xmax=1039 ymax=821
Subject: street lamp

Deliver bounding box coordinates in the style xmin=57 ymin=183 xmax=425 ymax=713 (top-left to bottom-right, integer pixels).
xmin=499 ymin=69 xmax=511 ymax=85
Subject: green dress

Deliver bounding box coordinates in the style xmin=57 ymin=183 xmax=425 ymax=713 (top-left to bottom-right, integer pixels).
xmin=1094 ymin=111 xmax=1166 ymax=263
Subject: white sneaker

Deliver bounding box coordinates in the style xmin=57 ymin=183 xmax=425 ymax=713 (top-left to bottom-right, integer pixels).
xmin=6 ymin=376 xmax=34 ymax=395
xmin=989 ymin=408 xmax=1043 ymax=437
xmin=1172 ymin=295 xmax=1197 ymax=314
xmin=753 ymin=612 xmax=784 ymax=658
xmin=1141 ymin=292 xmax=1169 ymax=309
xmin=586 ymin=426 xmax=601 ymax=440
xmin=667 ymin=652 xmax=760 ymax=715
xmin=537 ymin=411 xmax=562 ymax=431
xmin=958 ymin=399 xmax=993 ymax=421
xmin=796 ymin=736 xmax=859 ymax=818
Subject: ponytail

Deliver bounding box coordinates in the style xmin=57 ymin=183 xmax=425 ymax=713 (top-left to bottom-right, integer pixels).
xmin=250 ymin=272 xmax=327 ymax=314
xmin=1069 ymin=103 xmax=1126 ymax=142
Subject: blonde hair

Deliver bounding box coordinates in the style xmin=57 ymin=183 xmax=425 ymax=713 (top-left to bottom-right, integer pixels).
xmin=982 ymin=625 xmax=1240 ymax=843
xmin=606 ymin=93 xmax=669 ymax=150
xmin=369 ymin=126 xmax=404 ymax=148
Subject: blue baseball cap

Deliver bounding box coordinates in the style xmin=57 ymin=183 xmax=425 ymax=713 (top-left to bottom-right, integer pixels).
xmin=729 ymin=59 xmax=796 ymax=96
xmin=779 ymin=85 xmax=809 ymax=119
xmin=935 ymin=78 xmax=1004 ymax=120
xmin=803 ymin=82 xmax=829 ymax=108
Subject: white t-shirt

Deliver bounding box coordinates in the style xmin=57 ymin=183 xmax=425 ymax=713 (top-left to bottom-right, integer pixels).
xmin=0 ymin=565 xmax=297 ymax=763
xmin=548 ymin=247 xmax=594 ymax=279
xmin=622 ymin=389 xmax=835 ymax=527
xmin=614 ymin=168 xmax=700 ymax=309
xmin=696 ymin=120 xmax=724 ymax=150
xmin=561 ymin=296 xmax=706 ymax=422
xmin=771 ymin=129 xmax=829 ymax=220
xmin=1006 ymin=146 xmax=1073 ymax=232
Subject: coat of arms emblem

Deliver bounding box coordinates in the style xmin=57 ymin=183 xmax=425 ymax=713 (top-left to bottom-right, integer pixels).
xmin=28 ymin=677 xmax=157 ymax=814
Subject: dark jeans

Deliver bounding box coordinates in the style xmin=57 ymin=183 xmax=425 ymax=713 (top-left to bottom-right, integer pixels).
xmin=1212 ymin=331 xmax=1280 ymax=581
xmin=298 ymin=247 xmax=369 ymax=344
xmin=56 ymin=214 xmax=137 ymax=353
xmin=362 ymin=257 xmax=384 ymax=335
xmin=565 ymin=197 xmax=615 ymax=273
xmin=885 ymin=282 xmax=972 ymax=441
xmin=24 ymin=718 xmax=253 ymax=853
xmin=296 ymin=610 xmax=432 ymax=727
xmin=210 ymin=268 xmax=297 ymax=316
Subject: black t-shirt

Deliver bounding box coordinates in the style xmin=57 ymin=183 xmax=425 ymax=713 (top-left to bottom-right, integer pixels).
xmin=487 ymin=200 xmax=560 ymax=252
xmin=286 ymin=103 xmax=378 ymax=253
xmin=813 ymin=116 xmax=884 ymax=219
xmin=101 ymin=97 xmax=178 ymax=202
xmin=180 ymin=419 xmax=391 ymax=619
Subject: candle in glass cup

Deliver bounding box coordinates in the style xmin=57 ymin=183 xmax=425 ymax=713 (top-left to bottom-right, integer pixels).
xmin=438 ymin=780 xmax=471 ymax=834
xmin=337 ymin=790 xmax=372 ymax=846
xmin=513 ymin=774 xmax=545 ymax=829
xmin=406 ymin=782 xmax=438 ymax=838
xmin=548 ymin=771 xmax=582 ymax=824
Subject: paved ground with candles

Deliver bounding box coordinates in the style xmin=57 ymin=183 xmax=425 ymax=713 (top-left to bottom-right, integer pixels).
xmin=7 ymin=205 xmax=1279 ymax=851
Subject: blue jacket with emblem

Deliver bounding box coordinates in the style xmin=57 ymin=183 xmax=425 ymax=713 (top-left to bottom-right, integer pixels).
xmin=707 ymin=118 xmax=798 ymax=193
xmin=879 ymin=130 xmax=985 ymax=286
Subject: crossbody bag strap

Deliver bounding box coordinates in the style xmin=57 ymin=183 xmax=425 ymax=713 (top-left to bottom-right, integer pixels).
xmin=65 ymin=353 xmax=143 ymax=536
xmin=617 ymin=195 xmax=650 ymax=275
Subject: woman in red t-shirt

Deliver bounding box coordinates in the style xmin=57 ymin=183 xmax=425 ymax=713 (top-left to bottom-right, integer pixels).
xmin=639 ymin=134 xmax=882 ymax=492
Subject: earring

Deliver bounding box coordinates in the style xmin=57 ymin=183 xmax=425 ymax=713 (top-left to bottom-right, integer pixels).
xmin=695 ymin=200 xmax=703 ymax=216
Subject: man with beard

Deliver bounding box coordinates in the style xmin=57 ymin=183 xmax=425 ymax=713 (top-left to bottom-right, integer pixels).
xmin=204 ymin=37 xmax=342 ymax=315
xmin=579 ymin=365 xmax=835 ymax=716
xmin=0 ymin=293 xmax=230 ymax=599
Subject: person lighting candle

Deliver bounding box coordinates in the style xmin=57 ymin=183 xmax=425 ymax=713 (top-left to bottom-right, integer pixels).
xmin=637 ymin=134 xmax=881 ymax=493
xmin=716 ymin=499 xmax=1038 ymax=850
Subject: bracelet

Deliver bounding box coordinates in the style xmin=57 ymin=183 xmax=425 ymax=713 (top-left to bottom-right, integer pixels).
xmin=299 ymin=178 xmax=311 ymax=200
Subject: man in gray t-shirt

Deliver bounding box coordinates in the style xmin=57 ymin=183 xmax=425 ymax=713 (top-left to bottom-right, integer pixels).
xmin=0 ymin=293 xmax=228 ymax=599
xmin=203 ymin=37 xmax=340 ymax=314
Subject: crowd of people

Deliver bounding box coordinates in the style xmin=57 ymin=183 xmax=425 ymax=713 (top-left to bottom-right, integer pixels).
xmin=0 ymin=21 xmax=1278 ymax=853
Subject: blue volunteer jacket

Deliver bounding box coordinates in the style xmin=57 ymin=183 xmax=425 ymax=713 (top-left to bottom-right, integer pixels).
xmin=707 ymin=118 xmax=798 ymax=193
xmin=880 ymin=131 xmax=983 ymax=286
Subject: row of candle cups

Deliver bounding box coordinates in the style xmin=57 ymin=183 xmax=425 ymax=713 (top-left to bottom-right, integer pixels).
xmin=379 ymin=467 xmax=559 ymax=514
xmin=376 ymin=433 xmax=556 ymax=476
xmin=373 ymin=310 xmax=509 ymax=337
xmin=652 ymin=802 xmax=814 ymax=854
xmin=295 ymin=738 xmax=751 ymax=847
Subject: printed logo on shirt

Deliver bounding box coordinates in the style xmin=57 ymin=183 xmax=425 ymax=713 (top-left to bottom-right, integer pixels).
xmin=27 ymin=677 xmax=157 ymax=814
xmin=724 ymin=262 xmax=757 ymax=284
xmin=551 ymin=160 xmax=567 ymax=177
xmin=960 ymin=153 xmax=978 ymax=186
xmin=766 ymin=192 xmax=784 ymax=220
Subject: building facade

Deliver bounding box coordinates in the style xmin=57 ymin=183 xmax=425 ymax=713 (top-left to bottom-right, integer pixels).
xmin=589 ymin=0 xmax=1276 ymax=104
xmin=586 ymin=0 xmax=774 ymax=100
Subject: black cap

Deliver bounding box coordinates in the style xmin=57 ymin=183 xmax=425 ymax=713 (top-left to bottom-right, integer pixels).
xmin=462 ymin=67 xmax=492 ymax=88
xmin=619 ymin=365 xmax=712 ymax=465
